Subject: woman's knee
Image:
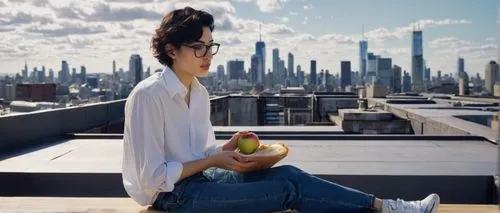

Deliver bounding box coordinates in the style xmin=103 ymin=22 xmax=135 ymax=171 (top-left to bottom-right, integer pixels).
xmin=274 ymin=165 xmax=305 ymax=176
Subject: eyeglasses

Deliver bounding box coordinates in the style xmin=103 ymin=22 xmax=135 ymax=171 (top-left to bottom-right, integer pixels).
xmin=182 ymin=43 xmax=220 ymax=58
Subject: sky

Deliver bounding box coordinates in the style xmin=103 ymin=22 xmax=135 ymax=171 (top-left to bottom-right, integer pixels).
xmin=0 ymin=0 xmax=499 ymax=77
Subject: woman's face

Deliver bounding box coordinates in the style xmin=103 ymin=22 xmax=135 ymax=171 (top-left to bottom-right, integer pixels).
xmin=172 ymin=26 xmax=218 ymax=77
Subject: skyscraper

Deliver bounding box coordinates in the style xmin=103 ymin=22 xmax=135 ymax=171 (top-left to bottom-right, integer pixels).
xmin=366 ymin=53 xmax=378 ymax=84
xmin=255 ymin=25 xmax=266 ymax=83
xmin=310 ymin=60 xmax=317 ymax=86
xmin=272 ymin=48 xmax=279 ymax=85
xmin=359 ymin=41 xmax=368 ymax=83
xmin=22 ymin=61 xmax=28 ymax=81
xmin=297 ymin=65 xmax=304 ymax=86
xmin=113 ymin=60 xmax=116 ymax=73
xmin=227 ymin=60 xmax=244 ymax=80
xmin=279 ymin=59 xmax=286 ymax=85
xmin=377 ymin=57 xmax=392 ymax=89
xmin=411 ymin=27 xmax=424 ymax=92
xmin=402 ymin=71 xmax=412 ymax=93
xmin=81 ymin=66 xmax=87 ymax=84
xmin=48 ymin=69 xmax=54 ymax=83
xmin=61 ymin=60 xmax=70 ymax=84
xmin=250 ymin=54 xmax=262 ymax=84
xmin=216 ymin=65 xmax=225 ymax=83
xmin=393 ymin=65 xmax=402 ymax=93
xmin=129 ymin=54 xmax=143 ymax=85
xmin=485 ymin=60 xmax=499 ymax=94
xmin=288 ymin=52 xmax=294 ymax=79
xmin=457 ymin=57 xmax=465 ymax=76
xmin=340 ymin=61 xmax=351 ymax=91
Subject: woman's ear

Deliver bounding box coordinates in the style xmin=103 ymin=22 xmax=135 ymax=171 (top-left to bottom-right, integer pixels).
xmin=165 ymin=44 xmax=176 ymax=60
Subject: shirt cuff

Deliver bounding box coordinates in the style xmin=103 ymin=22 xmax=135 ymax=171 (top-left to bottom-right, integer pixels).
xmin=162 ymin=161 xmax=183 ymax=192
xmin=205 ymin=143 xmax=224 ymax=157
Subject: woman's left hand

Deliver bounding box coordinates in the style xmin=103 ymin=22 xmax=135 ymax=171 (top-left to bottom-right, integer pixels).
xmin=225 ymin=130 xmax=250 ymax=151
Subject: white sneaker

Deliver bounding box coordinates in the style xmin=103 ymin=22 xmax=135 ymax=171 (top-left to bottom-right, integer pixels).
xmin=381 ymin=193 xmax=440 ymax=213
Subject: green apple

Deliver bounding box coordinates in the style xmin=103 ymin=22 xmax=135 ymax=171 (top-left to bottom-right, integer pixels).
xmin=237 ymin=132 xmax=260 ymax=154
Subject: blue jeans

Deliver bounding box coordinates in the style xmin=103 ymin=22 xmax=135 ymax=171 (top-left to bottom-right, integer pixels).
xmin=152 ymin=165 xmax=376 ymax=213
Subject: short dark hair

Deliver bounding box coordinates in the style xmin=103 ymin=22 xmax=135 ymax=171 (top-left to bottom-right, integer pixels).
xmin=151 ymin=7 xmax=215 ymax=67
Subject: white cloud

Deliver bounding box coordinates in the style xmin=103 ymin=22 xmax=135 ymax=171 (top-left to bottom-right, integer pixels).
xmin=278 ymin=16 xmax=289 ymax=23
xmin=486 ymin=37 xmax=497 ymax=41
xmin=289 ymin=11 xmax=298 ymax=16
xmin=366 ymin=19 xmax=472 ymax=42
xmin=303 ymin=4 xmax=313 ymax=10
xmin=233 ymin=0 xmax=286 ymax=12
xmin=255 ymin=0 xmax=284 ymax=12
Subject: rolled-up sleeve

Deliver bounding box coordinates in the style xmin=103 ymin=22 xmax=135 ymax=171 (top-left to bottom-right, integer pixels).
xmin=123 ymin=91 xmax=183 ymax=197
xmin=204 ymin=122 xmax=224 ymax=157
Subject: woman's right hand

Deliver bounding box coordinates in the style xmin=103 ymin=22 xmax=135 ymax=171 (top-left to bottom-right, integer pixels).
xmin=208 ymin=151 xmax=258 ymax=173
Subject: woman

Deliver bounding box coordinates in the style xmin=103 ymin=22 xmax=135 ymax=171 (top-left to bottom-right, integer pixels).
xmin=122 ymin=6 xmax=440 ymax=213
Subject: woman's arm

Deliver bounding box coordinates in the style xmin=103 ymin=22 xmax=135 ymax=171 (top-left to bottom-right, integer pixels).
xmin=178 ymin=150 xmax=258 ymax=181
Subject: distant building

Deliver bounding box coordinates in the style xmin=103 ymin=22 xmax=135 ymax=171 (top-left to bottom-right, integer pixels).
xmin=393 ymin=65 xmax=402 ymax=93
xmin=402 ymin=71 xmax=412 ymax=93
xmin=484 ymin=61 xmax=499 ymax=94
xmin=340 ymin=61 xmax=351 ymax=91
xmin=359 ymin=40 xmax=368 ymax=83
xmin=376 ymin=57 xmax=392 ymax=89
xmin=457 ymin=57 xmax=465 ymax=76
xmin=411 ymin=29 xmax=424 ymax=92
xmin=5 ymin=84 xmax=16 ymax=101
xmin=310 ymin=60 xmax=317 ymax=86
xmin=15 ymin=83 xmax=56 ymax=102
xmin=129 ymin=54 xmax=143 ymax=85
xmin=216 ymin=65 xmax=225 ymax=83
xmin=227 ymin=60 xmax=244 ymax=80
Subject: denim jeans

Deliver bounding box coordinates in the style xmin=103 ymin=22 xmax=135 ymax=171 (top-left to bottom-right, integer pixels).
xmin=152 ymin=165 xmax=376 ymax=213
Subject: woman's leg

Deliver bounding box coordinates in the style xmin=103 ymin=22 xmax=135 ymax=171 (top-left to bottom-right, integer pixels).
xmin=242 ymin=165 xmax=376 ymax=213
xmin=167 ymin=166 xmax=375 ymax=213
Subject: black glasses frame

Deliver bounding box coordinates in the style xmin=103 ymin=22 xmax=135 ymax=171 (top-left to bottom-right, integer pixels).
xmin=182 ymin=43 xmax=220 ymax=58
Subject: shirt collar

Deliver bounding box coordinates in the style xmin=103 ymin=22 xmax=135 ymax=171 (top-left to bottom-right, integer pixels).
xmin=162 ymin=66 xmax=201 ymax=98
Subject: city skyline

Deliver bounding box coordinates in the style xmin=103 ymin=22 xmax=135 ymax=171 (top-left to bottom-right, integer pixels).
xmin=0 ymin=0 xmax=498 ymax=77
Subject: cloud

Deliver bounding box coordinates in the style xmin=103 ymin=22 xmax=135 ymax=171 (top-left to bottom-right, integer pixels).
xmin=0 ymin=11 xmax=52 ymax=25
xmin=266 ymin=23 xmax=294 ymax=35
xmin=303 ymin=4 xmax=313 ymax=10
xmin=105 ymin=0 xmax=158 ymax=3
xmin=318 ymin=34 xmax=356 ymax=45
xmin=32 ymin=0 xmax=49 ymax=7
xmin=215 ymin=14 xmax=244 ymax=31
xmin=278 ymin=16 xmax=289 ymax=23
xmin=0 ymin=26 xmax=15 ymax=32
xmin=302 ymin=16 xmax=308 ymax=24
xmin=175 ymin=1 xmax=236 ymax=17
xmin=289 ymin=12 xmax=298 ymax=16
xmin=230 ymin=0 xmax=285 ymax=12
xmin=25 ymin=22 xmax=107 ymax=37
xmin=366 ymin=19 xmax=472 ymax=42
xmin=429 ymin=37 xmax=473 ymax=49
xmin=85 ymin=3 xmax=163 ymax=22
xmin=218 ymin=35 xmax=242 ymax=46
xmin=430 ymin=37 xmax=497 ymax=61
xmin=256 ymin=0 xmax=284 ymax=12
xmin=486 ymin=37 xmax=497 ymax=41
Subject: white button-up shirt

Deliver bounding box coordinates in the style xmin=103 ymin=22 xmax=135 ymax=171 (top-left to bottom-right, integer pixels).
xmin=122 ymin=66 xmax=223 ymax=206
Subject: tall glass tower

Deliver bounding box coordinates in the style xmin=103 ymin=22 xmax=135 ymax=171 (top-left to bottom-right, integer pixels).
xmin=411 ymin=26 xmax=424 ymax=92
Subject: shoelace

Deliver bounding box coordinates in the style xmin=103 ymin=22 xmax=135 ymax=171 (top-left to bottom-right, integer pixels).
xmin=388 ymin=198 xmax=421 ymax=213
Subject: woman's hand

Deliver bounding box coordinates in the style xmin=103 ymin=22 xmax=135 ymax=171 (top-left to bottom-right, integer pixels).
xmin=223 ymin=130 xmax=250 ymax=151
xmin=208 ymin=151 xmax=258 ymax=173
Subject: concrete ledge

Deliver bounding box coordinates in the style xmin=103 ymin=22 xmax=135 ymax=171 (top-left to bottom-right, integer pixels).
xmin=1 ymin=197 xmax=496 ymax=213
xmin=0 ymin=172 xmax=495 ymax=204
xmin=0 ymin=100 xmax=126 ymax=153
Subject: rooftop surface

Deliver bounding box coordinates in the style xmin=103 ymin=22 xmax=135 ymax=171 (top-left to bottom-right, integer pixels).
xmin=0 ymin=138 xmax=495 ymax=176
